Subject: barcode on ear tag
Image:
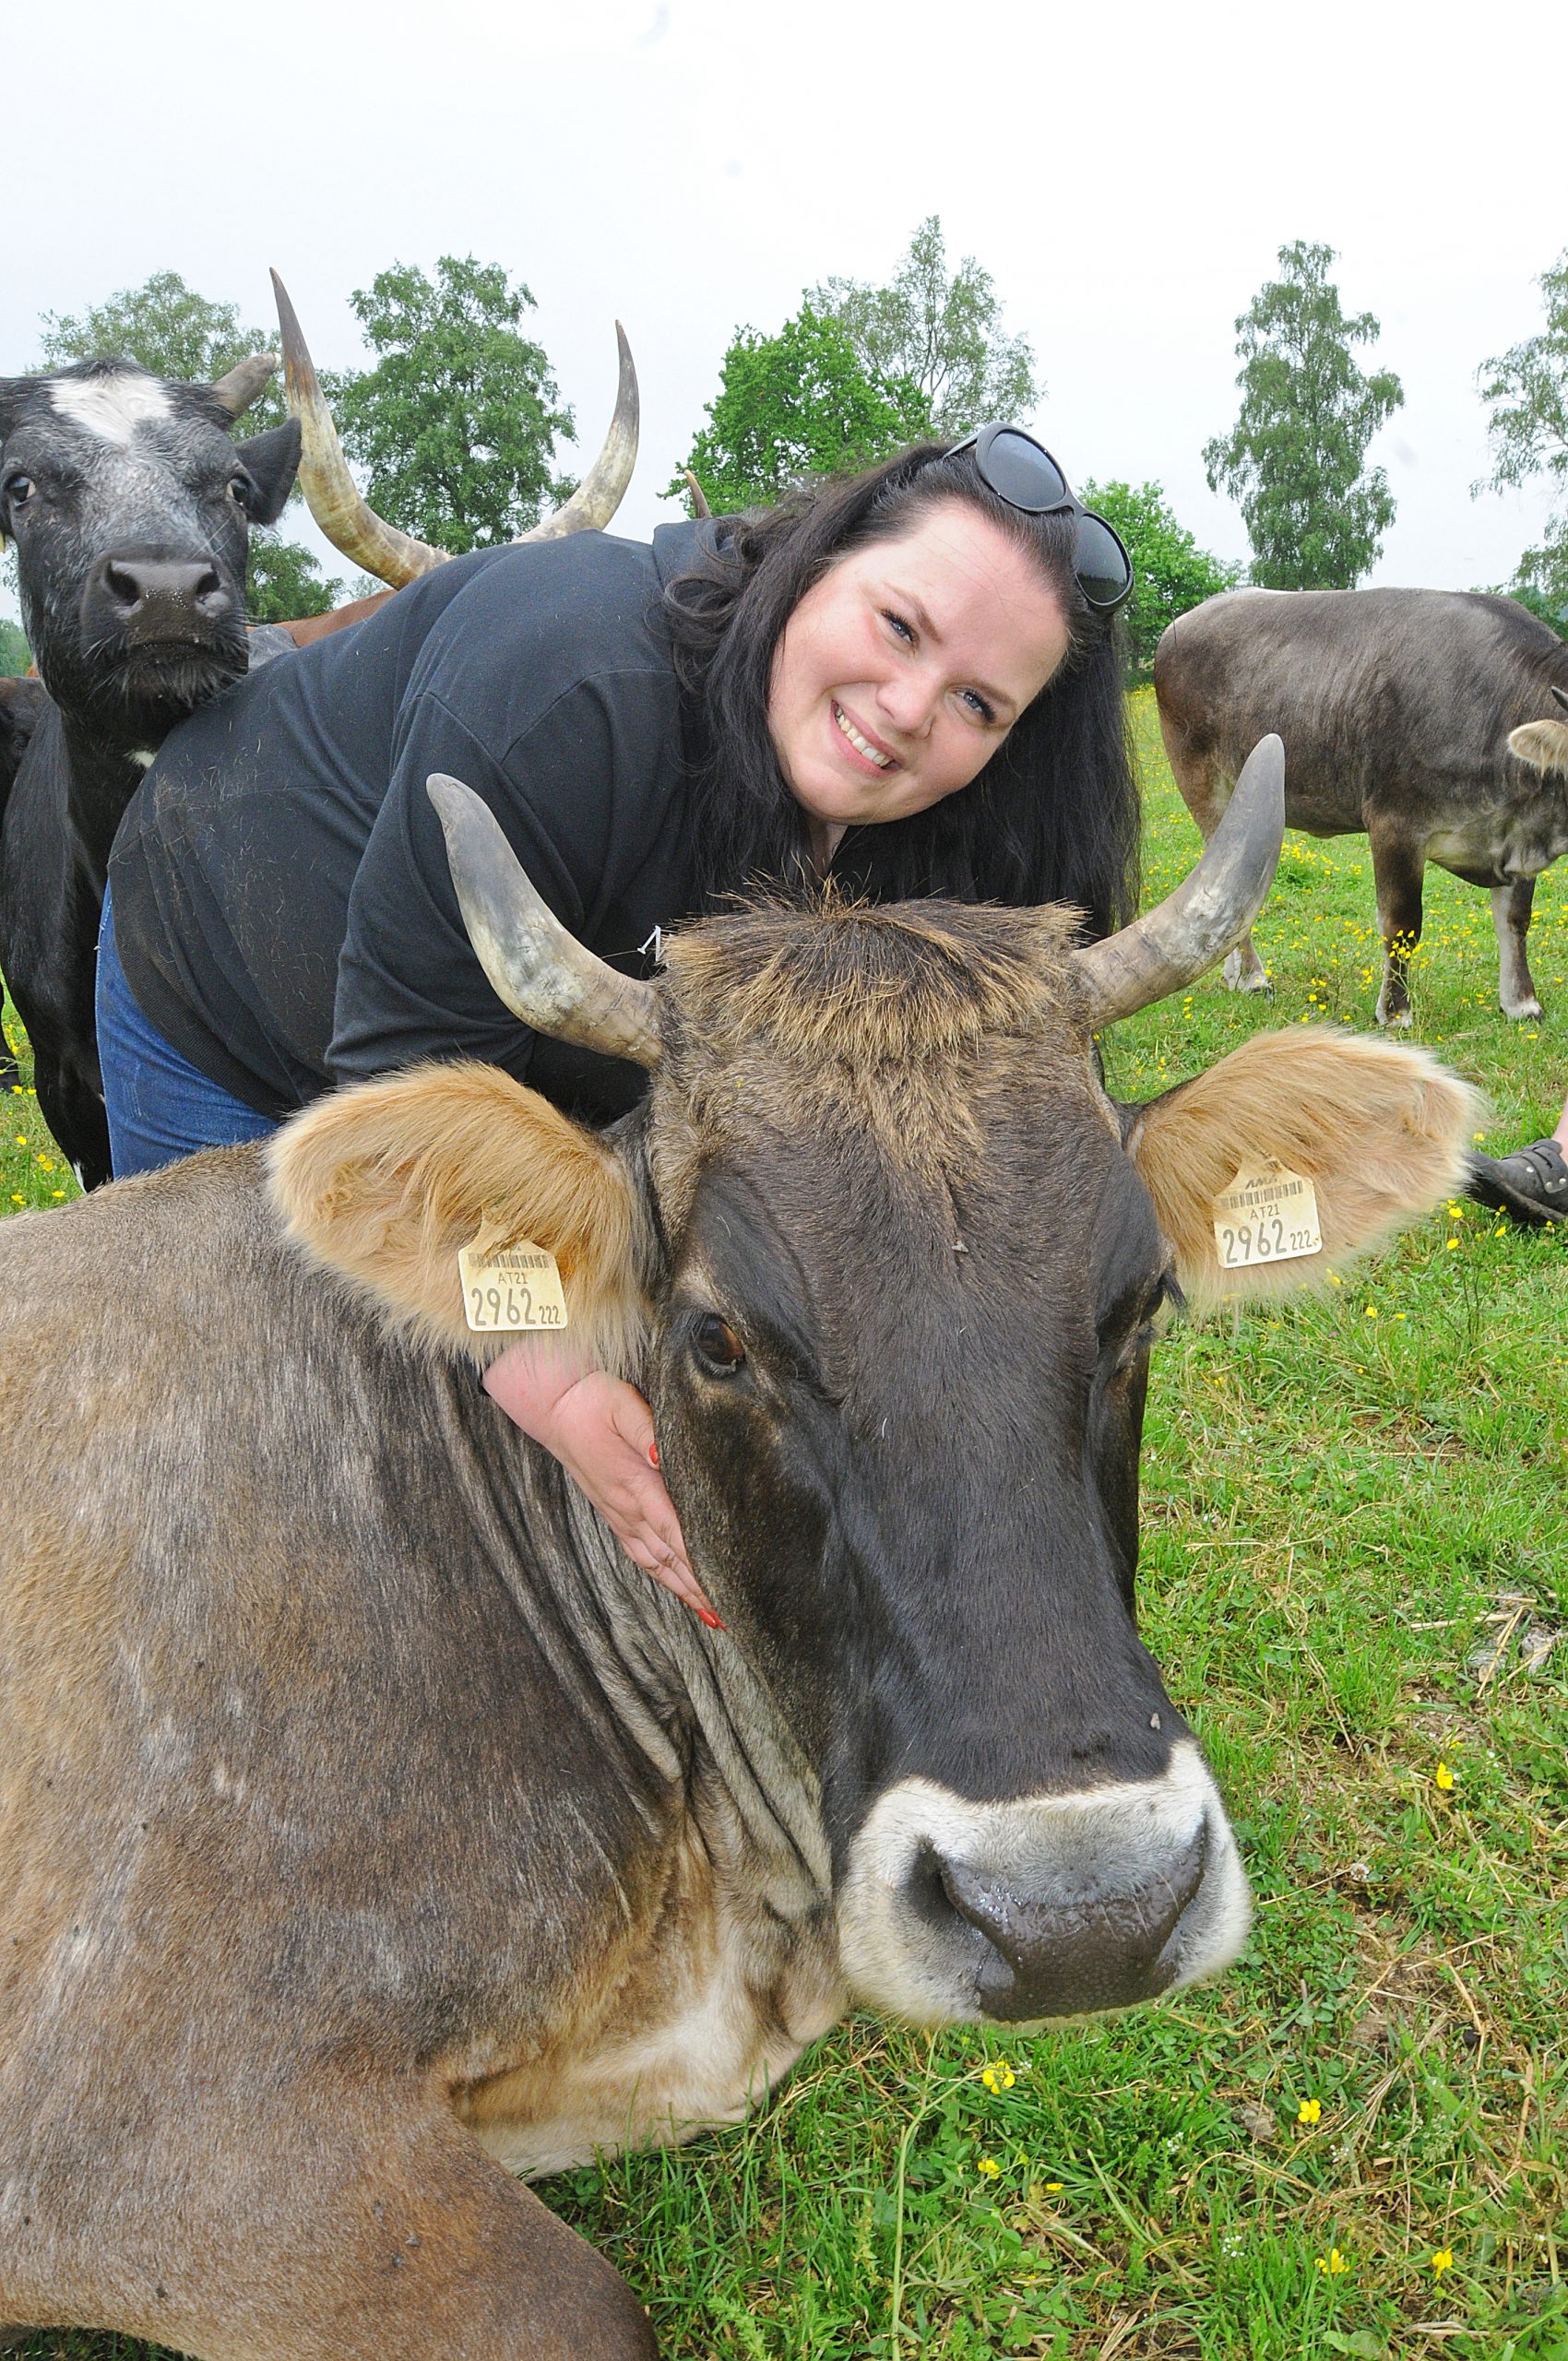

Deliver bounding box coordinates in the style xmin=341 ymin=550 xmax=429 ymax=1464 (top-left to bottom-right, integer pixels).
xmin=1212 ymin=1160 xmax=1323 ymax=1272
xmin=457 ymin=1241 xmax=569 ymax=1332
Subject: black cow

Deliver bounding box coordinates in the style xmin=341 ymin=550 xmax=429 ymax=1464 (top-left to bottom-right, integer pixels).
xmin=0 ymin=753 xmax=1479 ymax=2357
xmin=1154 ymin=587 xmax=1568 ymax=1025
xmin=0 ymin=355 xmax=299 ymax=1184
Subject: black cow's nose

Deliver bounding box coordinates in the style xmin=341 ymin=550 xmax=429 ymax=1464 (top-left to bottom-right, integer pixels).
xmin=96 ymin=555 xmax=230 ymax=642
xmin=915 ymin=1830 xmax=1207 ymax=2021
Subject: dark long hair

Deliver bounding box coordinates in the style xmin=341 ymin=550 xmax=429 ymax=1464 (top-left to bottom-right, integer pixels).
xmin=662 ymin=441 xmax=1139 ymax=939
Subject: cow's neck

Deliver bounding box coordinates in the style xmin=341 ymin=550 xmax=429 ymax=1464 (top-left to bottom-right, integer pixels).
xmin=58 ymin=713 xmax=155 ymax=892
xmin=510 ymin=1452 xmax=835 ymax=1921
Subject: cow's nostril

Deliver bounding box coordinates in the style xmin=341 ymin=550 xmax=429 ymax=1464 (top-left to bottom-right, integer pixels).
xmin=102 ymin=558 xmax=143 ymax=614
xmin=922 ymin=1827 xmax=1208 ymax=2022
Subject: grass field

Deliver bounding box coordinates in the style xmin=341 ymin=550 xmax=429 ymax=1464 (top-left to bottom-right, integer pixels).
xmin=6 ymin=689 xmax=1566 ymax=2359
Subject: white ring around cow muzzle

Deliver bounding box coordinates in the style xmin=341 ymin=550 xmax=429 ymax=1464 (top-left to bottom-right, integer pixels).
xmin=836 ymin=1739 xmax=1252 ymax=2027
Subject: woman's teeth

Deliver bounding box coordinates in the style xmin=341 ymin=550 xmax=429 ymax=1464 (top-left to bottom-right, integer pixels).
xmin=834 ymin=703 xmax=893 ymax=768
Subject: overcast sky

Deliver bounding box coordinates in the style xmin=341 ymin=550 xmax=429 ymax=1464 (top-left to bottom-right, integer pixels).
xmin=6 ymin=0 xmax=1563 ymax=612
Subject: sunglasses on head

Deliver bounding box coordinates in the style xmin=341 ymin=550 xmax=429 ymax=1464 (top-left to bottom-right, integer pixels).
xmin=944 ymin=423 xmax=1134 ymax=613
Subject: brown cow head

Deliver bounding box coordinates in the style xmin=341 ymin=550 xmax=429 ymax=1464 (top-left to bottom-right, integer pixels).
xmin=270 ymin=752 xmax=1476 ymax=2026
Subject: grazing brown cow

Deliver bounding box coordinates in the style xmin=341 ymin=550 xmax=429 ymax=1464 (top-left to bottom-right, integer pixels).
xmin=0 ymin=747 xmax=1476 ymax=2357
xmin=1155 ymin=586 xmax=1568 ymax=1026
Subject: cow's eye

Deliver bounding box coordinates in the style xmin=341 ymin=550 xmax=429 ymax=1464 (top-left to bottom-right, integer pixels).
xmin=692 ymin=1313 xmax=746 ymax=1376
xmin=5 ymin=473 xmax=35 ymax=507
xmin=226 ymin=474 xmax=251 ymax=506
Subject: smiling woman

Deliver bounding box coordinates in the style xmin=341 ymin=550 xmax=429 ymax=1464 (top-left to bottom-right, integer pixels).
xmin=97 ymin=424 xmax=1136 ymax=1598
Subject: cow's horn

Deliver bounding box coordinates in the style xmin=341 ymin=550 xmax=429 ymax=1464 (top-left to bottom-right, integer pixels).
xmin=208 ymin=351 xmax=278 ymax=419
xmin=426 ymin=774 xmax=662 ymax=1069
xmin=684 ymin=469 xmax=712 ymax=521
xmin=1552 ymin=683 xmax=1568 ymax=716
xmin=271 ymin=269 xmax=448 ymax=588
xmin=273 ymin=272 xmax=638 ymax=585
xmin=1072 ymin=734 xmax=1285 ymax=1029
xmin=511 ymin=323 xmax=638 ymax=544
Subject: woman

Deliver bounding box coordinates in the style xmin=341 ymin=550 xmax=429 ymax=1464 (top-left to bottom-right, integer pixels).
xmin=101 ymin=427 xmax=1135 ymax=1610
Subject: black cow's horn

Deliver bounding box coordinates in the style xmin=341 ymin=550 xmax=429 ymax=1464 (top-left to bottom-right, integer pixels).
xmin=208 ymin=351 xmax=278 ymax=419
xmin=426 ymin=774 xmax=662 ymax=1069
xmin=271 ymin=271 xmax=639 ymax=588
xmin=1071 ymin=734 xmax=1286 ymax=1028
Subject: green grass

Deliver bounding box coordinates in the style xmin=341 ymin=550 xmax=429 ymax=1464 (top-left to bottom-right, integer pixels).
xmin=10 ymin=690 xmax=1567 ymax=2357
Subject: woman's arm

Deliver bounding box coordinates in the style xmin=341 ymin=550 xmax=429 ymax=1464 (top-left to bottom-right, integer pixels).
xmin=481 ymin=1343 xmax=719 ymax=1625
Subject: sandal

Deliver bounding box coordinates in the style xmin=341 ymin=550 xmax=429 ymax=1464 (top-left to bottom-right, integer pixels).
xmin=1466 ymin=1136 xmax=1568 ymax=1227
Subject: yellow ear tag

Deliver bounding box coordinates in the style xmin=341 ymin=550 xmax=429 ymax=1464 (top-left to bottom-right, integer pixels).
xmin=457 ymin=1240 xmax=569 ymax=1333
xmin=1212 ymin=1159 xmax=1323 ymax=1273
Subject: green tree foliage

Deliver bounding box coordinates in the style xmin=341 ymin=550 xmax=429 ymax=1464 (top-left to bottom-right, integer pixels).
xmin=810 ymin=217 xmax=1040 ymax=437
xmin=34 ymin=269 xmax=338 ymax=621
xmin=1078 ymin=480 xmax=1241 ymax=678
xmin=1476 ymin=248 xmax=1568 ymax=619
xmin=0 ymin=619 xmax=30 ymax=674
xmin=673 ymin=303 xmax=929 ymax=513
xmin=244 ymin=533 xmax=337 ymax=625
xmin=323 ymin=257 xmax=574 ymax=553
xmin=1203 ymin=242 xmax=1404 ymax=588
xmin=38 ymin=269 xmax=287 ymax=430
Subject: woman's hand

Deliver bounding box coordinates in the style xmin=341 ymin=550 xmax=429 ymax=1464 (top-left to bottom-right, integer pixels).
xmin=482 ymin=1346 xmax=719 ymax=1626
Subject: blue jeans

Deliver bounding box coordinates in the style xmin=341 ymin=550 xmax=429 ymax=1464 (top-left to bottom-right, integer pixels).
xmin=97 ymin=884 xmax=279 ymax=1177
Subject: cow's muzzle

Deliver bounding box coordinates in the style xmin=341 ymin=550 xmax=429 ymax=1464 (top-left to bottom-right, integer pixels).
xmin=87 ymin=552 xmax=235 ymax=647
xmin=836 ymin=1743 xmax=1251 ymax=2025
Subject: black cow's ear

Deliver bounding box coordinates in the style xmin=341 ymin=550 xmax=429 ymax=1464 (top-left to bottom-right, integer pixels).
xmin=232 ymin=420 xmax=302 ymax=525
xmin=0 ymin=378 xmax=27 ymax=442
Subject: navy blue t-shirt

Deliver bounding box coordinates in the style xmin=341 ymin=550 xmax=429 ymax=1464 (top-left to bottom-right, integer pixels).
xmin=110 ymin=522 xmax=707 ymax=1122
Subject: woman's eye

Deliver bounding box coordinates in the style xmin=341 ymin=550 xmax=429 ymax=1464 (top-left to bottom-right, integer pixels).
xmin=957 ymin=687 xmax=996 ymax=724
xmin=881 ymin=609 xmax=915 ymax=645
xmin=693 ymin=1313 xmax=746 ymax=1376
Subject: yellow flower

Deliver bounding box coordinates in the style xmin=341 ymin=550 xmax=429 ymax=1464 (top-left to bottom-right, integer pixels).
xmin=1431 ymin=2248 xmax=1454 ymax=2277
xmin=1297 ymin=2097 xmax=1322 ymax=2125
xmin=1044 ymin=2180 xmax=1063 ymax=2191
xmin=977 ymin=2156 xmax=1001 ymax=2177
xmin=13 ymin=1134 xmax=24 ymax=1146
xmin=8 ymin=1192 xmax=20 ymax=1205
xmin=1326 ymin=1272 xmax=1343 ymax=1287
xmin=1434 ymin=1761 xmax=1455 ymax=1791
xmin=36 ymin=1157 xmax=53 ymax=1173
xmin=1445 ymin=1238 xmax=1459 ymax=1251
xmin=1363 ymin=1305 xmax=1378 ymax=1319
xmin=1314 ymin=2248 xmax=1349 ymax=2275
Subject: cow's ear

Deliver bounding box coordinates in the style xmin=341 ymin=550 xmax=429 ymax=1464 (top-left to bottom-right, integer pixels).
xmin=1123 ymin=1026 xmax=1480 ymax=1306
xmin=232 ymin=420 xmax=302 ymax=526
xmin=1509 ymin=718 xmax=1568 ymax=778
xmin=267 ymin=1062 xmax=648 ymax=1369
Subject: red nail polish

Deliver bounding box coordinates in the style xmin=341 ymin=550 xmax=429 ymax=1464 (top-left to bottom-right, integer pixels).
xmin=696 ymin=1606 xmax=725 ymax=1631
xmin=648 ymin=1442 xmax=659 ymax=1466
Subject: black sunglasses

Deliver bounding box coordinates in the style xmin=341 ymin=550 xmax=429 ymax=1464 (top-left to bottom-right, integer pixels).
xmin=944 ymin=423 xmax=1134 ymax=613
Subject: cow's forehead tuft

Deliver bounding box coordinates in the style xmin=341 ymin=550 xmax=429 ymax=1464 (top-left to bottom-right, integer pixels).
xmin=45 ymin=373 xmax=177 ymax=446
xmin=662 ymin=897 xmax=1087 ymax=1072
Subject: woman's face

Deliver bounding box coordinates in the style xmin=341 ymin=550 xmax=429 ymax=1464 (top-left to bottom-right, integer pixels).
xmin=767 ymin=499 xmax=1071 ymax=853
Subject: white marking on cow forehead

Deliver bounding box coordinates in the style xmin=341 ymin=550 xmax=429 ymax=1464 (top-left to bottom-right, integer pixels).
xmin=48 ymin=374 xmax=174 ymax=445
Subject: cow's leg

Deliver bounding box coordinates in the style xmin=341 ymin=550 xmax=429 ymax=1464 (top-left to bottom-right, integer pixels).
xmin=24 ymin=2097 xmax=658 ymax=2361
xmin=28 ymin=1047 xmax=112 ymax=1191
xmin=1491 ymin=878 xmax=1543 ymax=1018
xmin=1159 ymin=738 xmax=1270 ymax=993
xmin=1368 ymin=830 xmax=1424 ymax=1027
